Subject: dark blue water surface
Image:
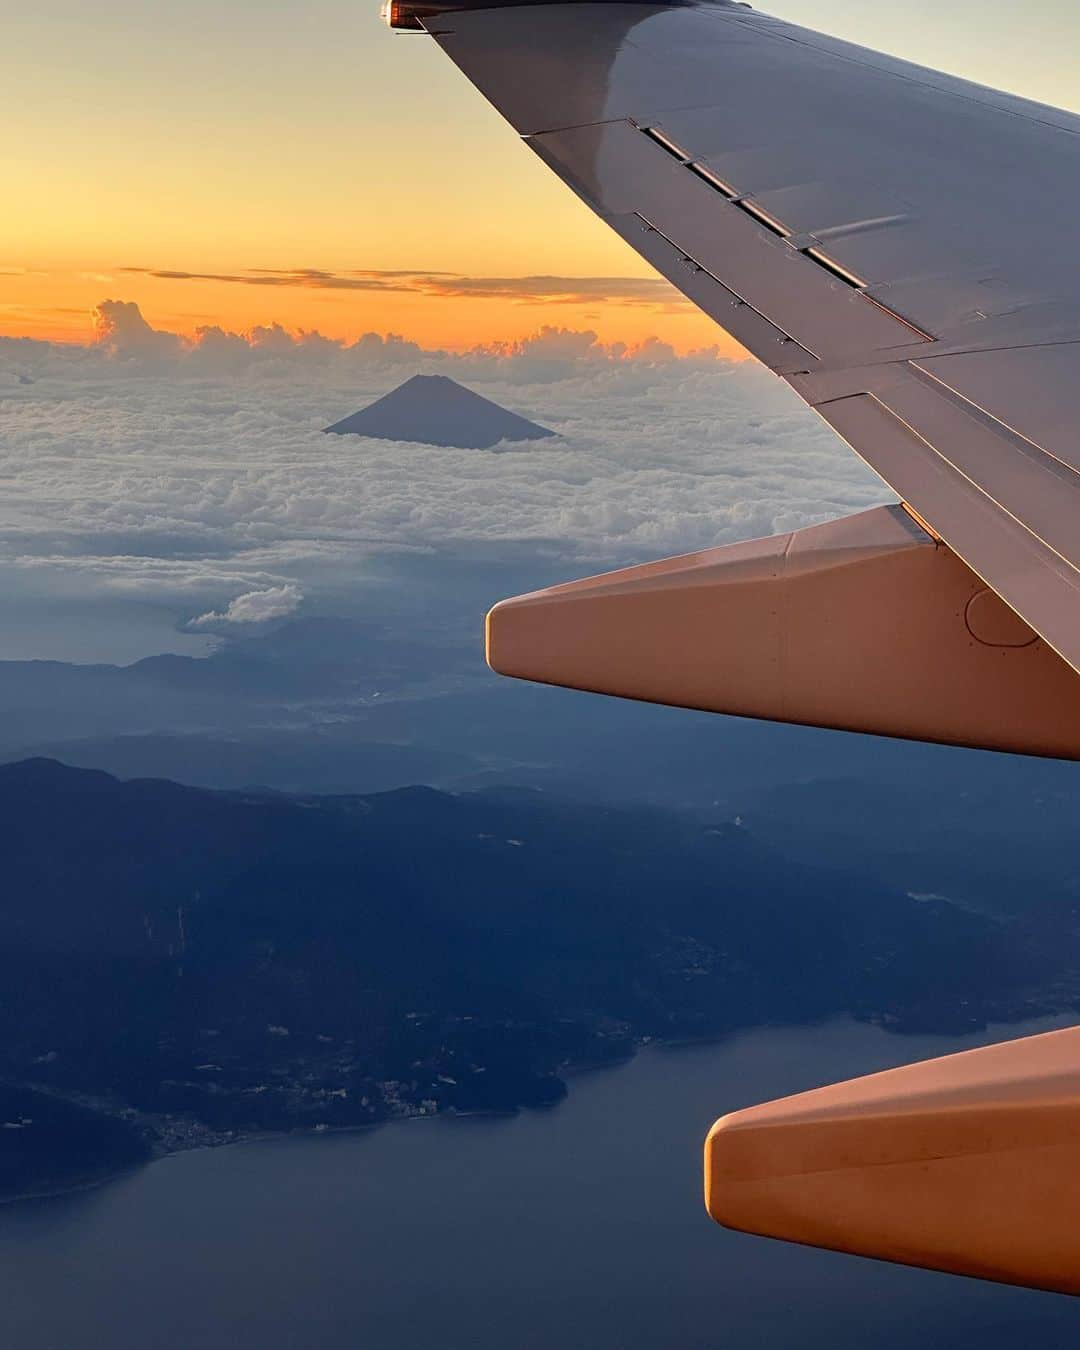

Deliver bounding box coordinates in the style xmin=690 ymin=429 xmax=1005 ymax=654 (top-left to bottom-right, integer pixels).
xmin=1 ymin=1017 xmax=1077 ymax=1350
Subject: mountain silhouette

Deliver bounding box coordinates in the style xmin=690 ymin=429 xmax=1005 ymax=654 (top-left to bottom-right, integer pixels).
xmin=324 ymin=374 xmax=556 ymax=448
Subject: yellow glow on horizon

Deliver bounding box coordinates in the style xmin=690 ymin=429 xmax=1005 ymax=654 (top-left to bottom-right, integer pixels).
xmin=6 ymin=2 xmax=1079 ymax=357
xmin=0 ymin=265 xmax=741 ymax=356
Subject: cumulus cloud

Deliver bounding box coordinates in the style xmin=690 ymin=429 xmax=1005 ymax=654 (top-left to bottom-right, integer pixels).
xmin=189 ymin=583 xmax=303 ymax=630
xmin=79 ymin=300 xmax=702 ymax=380
xmin=92 ymin=299 xmax=185 ymax=360
xmin=26 ymin=300 xmax=727 ymax=386
xmin=0 ymin=301 xmax=891 ymax=648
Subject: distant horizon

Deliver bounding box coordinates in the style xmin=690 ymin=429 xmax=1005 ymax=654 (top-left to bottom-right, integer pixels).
xmin=0 ymin=296 xmax=755 ymax=382
xmin=6 ymin=1 xmax=1079 ymax=350
xmin=2 ymin=294 xmax=745 ymax=361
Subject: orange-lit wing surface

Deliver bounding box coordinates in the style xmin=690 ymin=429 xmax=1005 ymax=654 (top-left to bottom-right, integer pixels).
xmin=487 ymin=505 xmax=1080 ymax=759
xmin=706 ymin=1025 xmax=1080 ymax=1294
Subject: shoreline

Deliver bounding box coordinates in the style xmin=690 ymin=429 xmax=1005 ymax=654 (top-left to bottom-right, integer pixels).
xmin=5 ymin=1009 xmax=1075 ymax=1211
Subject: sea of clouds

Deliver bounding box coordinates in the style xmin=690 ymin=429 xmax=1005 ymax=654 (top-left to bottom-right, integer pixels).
xmin=0 ymin=301 xmax=890 ymax=647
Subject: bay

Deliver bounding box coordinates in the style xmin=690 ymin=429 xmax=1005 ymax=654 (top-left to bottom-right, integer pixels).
xmin=1 ymin=1016 xmax=1077 ymax=1349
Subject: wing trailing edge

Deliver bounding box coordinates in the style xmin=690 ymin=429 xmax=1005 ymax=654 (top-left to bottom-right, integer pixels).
xmin=486 ymin=505 xmax=1080 ymax=759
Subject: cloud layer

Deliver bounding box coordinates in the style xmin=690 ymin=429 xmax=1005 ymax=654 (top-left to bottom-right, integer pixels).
xmin=0 ymin=303 xmax=890 ymax=647
xmin=86 ymin=299 xmax=704 ymax=382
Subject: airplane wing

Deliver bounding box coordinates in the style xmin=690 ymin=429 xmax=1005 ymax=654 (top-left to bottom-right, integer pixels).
xmin=387 ymin=0 xmax=1080 ymax=759
xmin=384 ymin=1 xmax=1080 ymax=1294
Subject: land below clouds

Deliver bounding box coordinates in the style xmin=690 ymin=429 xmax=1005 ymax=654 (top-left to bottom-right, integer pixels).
xmin=0 ymin=605 xmax=1077 ymax=1204
xmin=3 ymin=608 xmax=1076 ymax=926
xmin=1 ymin=755 xmax=1078 ymax=1204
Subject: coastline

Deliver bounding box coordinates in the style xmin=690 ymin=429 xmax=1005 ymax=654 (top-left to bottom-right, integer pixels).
xmin=5 ymin=1008 xmax=1075 ymax=1211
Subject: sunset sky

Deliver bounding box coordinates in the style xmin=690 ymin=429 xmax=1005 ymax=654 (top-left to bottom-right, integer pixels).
xmin=5 ymin=0 xmax=1079 ymax=351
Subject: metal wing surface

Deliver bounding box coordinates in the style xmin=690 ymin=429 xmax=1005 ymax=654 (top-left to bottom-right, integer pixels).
xmin=391 ymin=0 xmax=1080 ymax=675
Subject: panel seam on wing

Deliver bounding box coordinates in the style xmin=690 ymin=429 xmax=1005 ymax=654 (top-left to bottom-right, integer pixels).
xmin=634 ymin=125 xmax=935 ymax=343
xmin=909 ymin=361 xmax=1080 ymax=484
xmin=817 ymin=391 xmax=1080 ymax=592
xmin=633 ymin=212 xmax=820 ymax=361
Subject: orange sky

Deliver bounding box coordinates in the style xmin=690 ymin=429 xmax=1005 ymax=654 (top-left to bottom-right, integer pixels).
xmin=0 ymin=1 xmax=726 ymax=353
xmin=0 ymin=264 xmax=728 ymax=354
xmin=5 ymin=1 xmax=1078 ymax=354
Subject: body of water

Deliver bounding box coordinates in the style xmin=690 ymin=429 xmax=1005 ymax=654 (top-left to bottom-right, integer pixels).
xmin=1 ymin=1017 xmax=1077 ymax=1349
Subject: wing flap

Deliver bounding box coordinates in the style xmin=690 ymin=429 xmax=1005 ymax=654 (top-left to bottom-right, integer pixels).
xmin=601 ymin=203 xmax=820 ymax=374
xmin=916 ymin=344 xmax=1080 ymax=476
